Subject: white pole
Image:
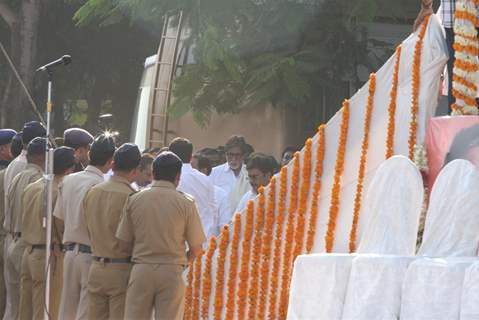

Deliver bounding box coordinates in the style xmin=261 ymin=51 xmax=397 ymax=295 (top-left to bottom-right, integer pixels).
xmin=43 ymin=77 xmax=54 ymax=320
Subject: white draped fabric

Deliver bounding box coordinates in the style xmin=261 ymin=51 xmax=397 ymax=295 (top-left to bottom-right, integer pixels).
xmin=400 ymin=257 xmax=477 ymax=320
xmin=357 ymin=156 xmax=423 ymax=255
xmin=418 ymin=160 xmax=479 ymax=257
xmin=287 ymin=254 xmax=354 ymax=320
xmin=460 ymin=261 xmax=479 ymax=320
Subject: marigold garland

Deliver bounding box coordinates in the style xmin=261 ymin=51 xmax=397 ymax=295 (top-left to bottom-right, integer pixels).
xmin=247 ymin=188 xmax=266 ymax=319
xmin=278 ymin=153 xmax=301 ymax=319
xmin=201 ymin=236 xmax=217 ymax=319
xmin=292 ymin=138 xmax=313 ymax=259
xmin=236 ymin=200 xmax=255 ymax=320
xmin=225 ymin=213 xmax=242 ymax=320
xmin=257 ymin=176 xmax=277 ymax=319
xmin=306 ymin=125 xmax=326 ymax=254
xmin=325 ymin=101 xmax=350 ymax=253
xmin=408 ymin=15 xmax=429 ymax=159
xmin=192 ymin=250 xmax=204 ymax=320
xmin=184 ymin=261 xmax=194 ymax=320
xmin=267 ymin=167 xmax=288 ymax=320
xmin=349 ymin=73 xmax=377 ymax=253
xmin=452 ymin=0 xmax=479 ymax=115
xmin=213 ymin=225 xmax=230 ymax=320
xmin=386 ymin=45 xmax=402 ymax=159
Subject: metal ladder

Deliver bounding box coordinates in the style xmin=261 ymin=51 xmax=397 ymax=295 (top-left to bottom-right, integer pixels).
xmin=146 ymin=11 xmax=184 ymax=148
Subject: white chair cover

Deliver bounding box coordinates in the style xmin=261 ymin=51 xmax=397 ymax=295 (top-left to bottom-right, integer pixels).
xmin=460 ymin=260 xmax=479 ymax=320
xmin=357 ymin=155 xmax=424 ymax=255
xmin=400 ymin=257 xmax=476 ymax=320
xmin=342 ymin=255 xmax=415 ymax=320
xmin=418 ymin=159 xmax=479 ymax=257
xmin=287 ymin=254 xmax=354 ymax=320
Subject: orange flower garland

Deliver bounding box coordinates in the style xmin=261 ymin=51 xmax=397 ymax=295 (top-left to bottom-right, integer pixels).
xmin=349 ymin=73 xmax=377 ymax=253
xmin=385 ymin=45 xmax=402 ymax=159
xmin=278 ymin=153 xmax=300 ymax=319
xmin=325 ymin=100 xmax=350 ymax=253
xmin=292 ymin=138 xmax=313 ymax=259
xmin=236 ymin=200 xmax=255 ymax=320
xmin=225 ymin=213 xmax=242 ymax=320
xmin=408 ymin=15 xmax=429 ymax=159
xmin=247 ymin=188 xmax=266 ymax=319
xmin=184 ymin=261 xmax=194 ymax=320
xmin=257 ymin=176 xmax=277 ymax=319
xmin=213 ymin=225 xmax=230 ymax=320
xmin=192 ymin=250 xmax=204 ymax=320
xmin=201 ymin=236 xmax=217 ymax=319
xmin=267 ymin=167 xmax=288 ymax=320
xmin=306 ymin=125 xmax=326 ymax=253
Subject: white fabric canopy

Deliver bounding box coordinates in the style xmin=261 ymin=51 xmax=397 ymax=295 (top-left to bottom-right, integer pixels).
xmin=357 ymin=156 xmax=423 ymax=255
xmin=418 ymin=160 xmax=479 ymax=257
xmin=400 ymin=257 xmax=476 ymax=320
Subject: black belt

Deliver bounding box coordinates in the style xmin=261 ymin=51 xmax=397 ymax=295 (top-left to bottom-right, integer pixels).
xmin=31 ymin=244 xmax=64 ymax=251
xmin=65 ymin=243 xmax=91 ymax=254
xmin=93 ymin=256 xmax=131 ymax=264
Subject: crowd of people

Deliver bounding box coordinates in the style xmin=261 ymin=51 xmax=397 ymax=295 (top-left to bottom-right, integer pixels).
xmin=0 ymin=119 xmax=297 ymax=320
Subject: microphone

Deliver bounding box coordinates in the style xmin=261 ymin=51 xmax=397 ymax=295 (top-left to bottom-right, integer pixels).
xmin=36 ymin=55 xmax=72 ymax=72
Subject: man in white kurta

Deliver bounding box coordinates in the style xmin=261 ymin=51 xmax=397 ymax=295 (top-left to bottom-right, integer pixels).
xmin=210 ymin=136 xmax=251 ymax=220
xmin=169 ymin=138 xmax=217 ymax=238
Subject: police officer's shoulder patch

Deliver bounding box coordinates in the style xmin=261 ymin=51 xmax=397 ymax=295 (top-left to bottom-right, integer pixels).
xmin=178 ymin=191 xmax=195 ymax=202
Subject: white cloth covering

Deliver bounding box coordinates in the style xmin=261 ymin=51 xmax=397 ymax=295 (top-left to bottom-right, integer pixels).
xmin=357 ymin=156 xmax=424 ymax=255
xmin=400 ymin=257 xmax=477 ymax=320
xmin=287 ymin=254 xmax=355 ymax=320
xmin=418 ymin=159 xmax=479 ymax=257
xmin=177 ymin=163 xmax=217 ymax=238
xmin=342 ymin=255 xmax=415 ymax=320
xmin=214 ymin=186 xmax=229 ymax=234
xmin=460 ymin=260 xmax=479 ymax=320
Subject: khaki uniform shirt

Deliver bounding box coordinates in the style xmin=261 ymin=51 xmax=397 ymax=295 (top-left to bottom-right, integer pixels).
xmin=53 ymin=165 xmax=104 ymax=245
xmin=84 ymin=175 xmax=135 ymax=258
xmin=0 ymin=169 xmax=7 ymax=235
xmin=22 ymin=178 xmax=62 ymax=245
xmin=116 ymin=180 xmax=206 ymax=265
xmin=3 ymin=151 xmax=27 ymax=230
xmin=6 ymin=163 xmax=43 ymax=233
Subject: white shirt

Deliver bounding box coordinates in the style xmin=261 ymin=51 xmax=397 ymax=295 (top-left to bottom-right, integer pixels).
xmin=210 ymin=162 xmax=250 ymax=215
xmin=235 ymin=190 xmax=256 ymax=214
xmin=177 ymin=163 xmax=217 ymax=238
xmin=215 ymin=186 xmax=231 ymax=231
xmin=53 ymin=165 xmax=104 ymax=245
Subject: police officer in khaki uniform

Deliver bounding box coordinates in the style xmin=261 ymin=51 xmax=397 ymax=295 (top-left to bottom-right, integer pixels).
xmin=84 ymin=143 xmax=140 ymax=319
xmin=117 ymin=152 xmax=206 ymax=320
xmin=0 ymin=129 xmax=17 ymax=318
xmin=3 ymin=123 xmax=45 ymax=320
xmin=5 ymin=137 xmax=46 ymax=320
xmin=54 ymin=134 xmax=115 ymax=320
xmin=63 ymin=128 xmax=94 ymax=172
xmin=18 ymin=147 xmax=76 ymax=320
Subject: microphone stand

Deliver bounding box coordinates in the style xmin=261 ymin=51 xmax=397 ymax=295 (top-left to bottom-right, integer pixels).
xmin=43 ymin=68 xmax=54 ymax=319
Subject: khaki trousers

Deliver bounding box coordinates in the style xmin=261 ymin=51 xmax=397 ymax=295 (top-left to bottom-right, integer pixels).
xmin=58 ymin=250 xmax=91 ymax=320
xmin=3 ymin=237 xmax=26 ymax=320
xmin=124 ymin=264 xmax=185 ymax=320
xmin=18 ymin=247 xmax=64 ymax=320
xmin=0 ymin=234 xmax=6 ymax=319
xmin=87 ymin=260 xmax=132 ymax=319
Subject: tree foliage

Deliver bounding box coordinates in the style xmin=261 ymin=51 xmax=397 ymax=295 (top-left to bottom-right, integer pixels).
xmin=76 ymin=0 xmax=417 ymax=127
